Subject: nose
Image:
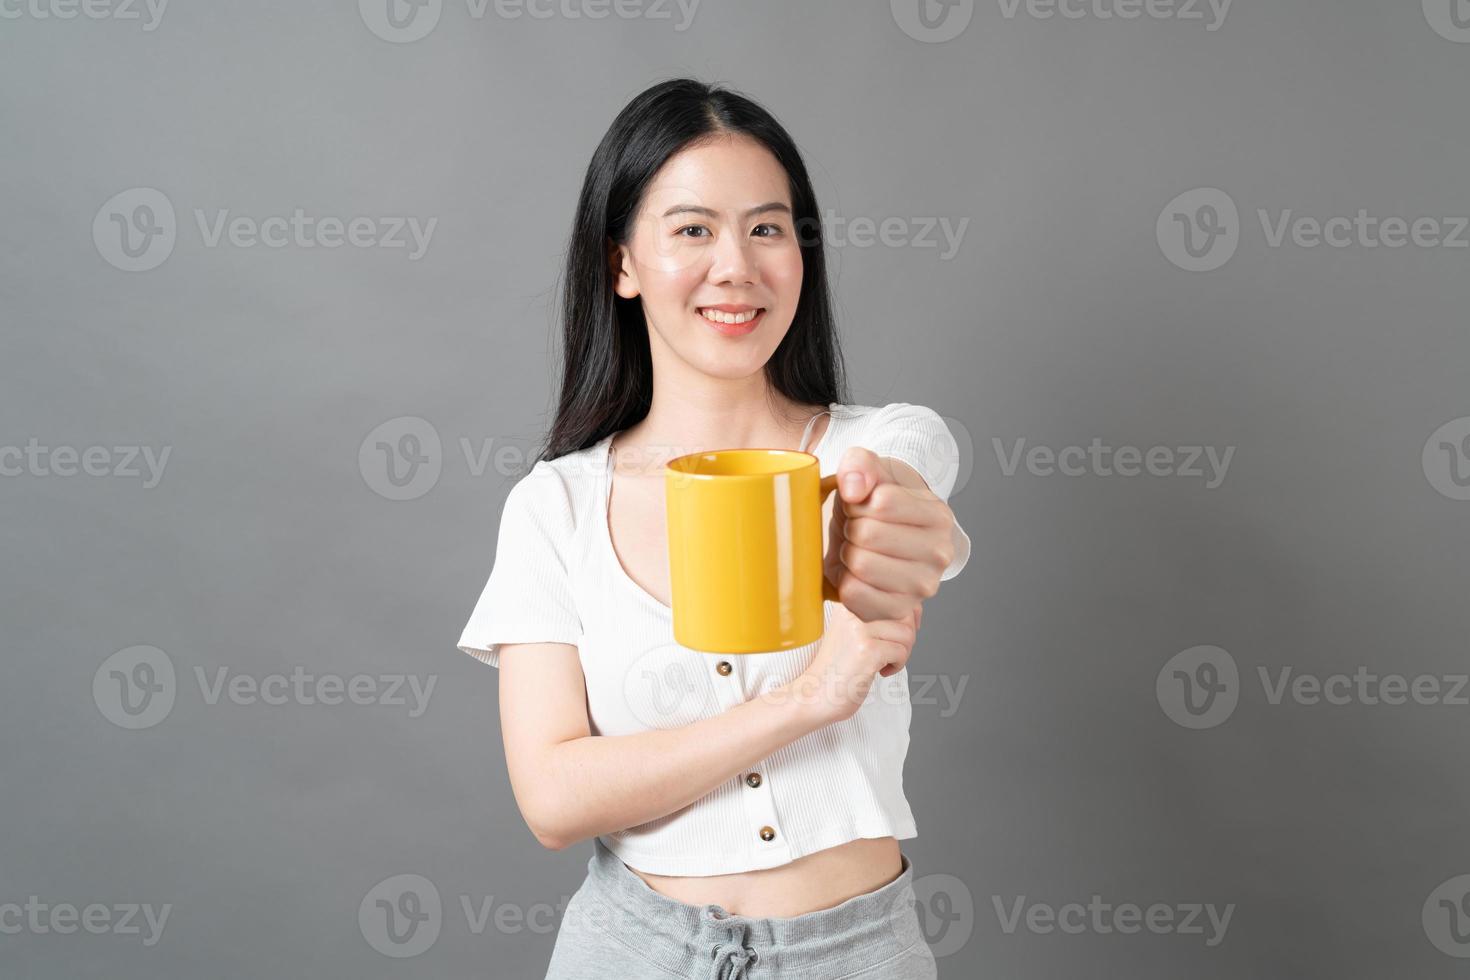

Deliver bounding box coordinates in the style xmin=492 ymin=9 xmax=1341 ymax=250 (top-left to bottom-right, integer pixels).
xmin=707 ymin=228 xmax=757 ymax=287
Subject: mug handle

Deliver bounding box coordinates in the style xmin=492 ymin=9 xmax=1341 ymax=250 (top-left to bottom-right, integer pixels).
xmin=820 ymin=474 xmax=842 ymax=604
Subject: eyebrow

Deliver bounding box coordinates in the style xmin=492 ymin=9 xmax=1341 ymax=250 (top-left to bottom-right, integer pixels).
xmin=661 ymin=202 xmax=792 ymax=220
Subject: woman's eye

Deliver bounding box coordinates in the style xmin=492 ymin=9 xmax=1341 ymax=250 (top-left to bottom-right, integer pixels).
xmin=675 ymin=225 xmax=710 ymax=239
xmin=753 ymin=223 xmax=783 ymax=238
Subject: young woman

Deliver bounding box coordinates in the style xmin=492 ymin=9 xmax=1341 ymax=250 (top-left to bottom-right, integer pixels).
xmin=457 ymin=77 xmax=972 ymax=979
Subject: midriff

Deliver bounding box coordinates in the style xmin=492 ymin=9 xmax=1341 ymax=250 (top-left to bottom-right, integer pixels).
xmin=624 ymin=835 xmax=903 ymax=918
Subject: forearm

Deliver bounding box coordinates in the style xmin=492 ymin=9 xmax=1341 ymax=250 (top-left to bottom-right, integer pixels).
xmin=532 ymin=681 xmax=827 ymax=849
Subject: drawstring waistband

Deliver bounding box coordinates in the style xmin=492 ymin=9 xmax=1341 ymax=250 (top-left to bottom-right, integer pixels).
xmin=582 ymin=838 xmax=922 ymax=977
xmin=709 ymin=924 xmax=760 ymax=979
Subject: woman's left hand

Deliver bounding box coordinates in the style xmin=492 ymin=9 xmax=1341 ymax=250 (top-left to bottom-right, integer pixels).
xmin=823 ymin=446 xmax=958 ymax=625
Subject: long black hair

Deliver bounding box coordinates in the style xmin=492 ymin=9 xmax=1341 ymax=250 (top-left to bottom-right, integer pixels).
xmin=538 ymin=77 xmax=849 ymax=463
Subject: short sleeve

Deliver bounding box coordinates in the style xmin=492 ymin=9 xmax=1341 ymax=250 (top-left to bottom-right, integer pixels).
xmin=456 ymin=462 xmax=583 ymax=668
xmin=859 ymin=402 xmax=973 ymax=582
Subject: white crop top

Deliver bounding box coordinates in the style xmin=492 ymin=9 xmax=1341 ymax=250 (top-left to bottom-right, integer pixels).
xmin=456 ymin=402 xmax=972 ymax=876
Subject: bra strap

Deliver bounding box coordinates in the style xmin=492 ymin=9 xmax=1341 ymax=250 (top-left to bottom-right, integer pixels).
xmin=798 ymin=408 xmax=830 ymax=453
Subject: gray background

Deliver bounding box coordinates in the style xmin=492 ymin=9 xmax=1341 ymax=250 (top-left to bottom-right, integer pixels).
xmin=4 ymin=0 xmax=1469 ymax=976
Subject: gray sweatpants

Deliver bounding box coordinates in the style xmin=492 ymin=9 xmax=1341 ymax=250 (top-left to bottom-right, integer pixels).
xmin=543 ymin=838 xmax=939 ymax=979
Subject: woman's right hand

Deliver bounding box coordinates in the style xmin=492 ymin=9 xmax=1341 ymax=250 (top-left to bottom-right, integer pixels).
xmin=786 ymin=602 xmax=919 ymax=727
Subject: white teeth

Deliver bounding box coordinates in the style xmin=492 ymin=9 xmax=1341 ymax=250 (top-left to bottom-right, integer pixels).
xmin=699 ymin=308 xmax=761 ymax=325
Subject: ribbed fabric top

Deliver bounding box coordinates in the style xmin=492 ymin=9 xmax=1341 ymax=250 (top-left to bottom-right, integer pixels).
xmin=456 ymin=402 xmax=972 ymax=876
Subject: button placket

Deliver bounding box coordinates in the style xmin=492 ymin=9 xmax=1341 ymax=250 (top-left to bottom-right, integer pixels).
xmin=741 ymin=761 xmax=787 ymax=856
xmin=708 ymin=658 xmax=746 ymax=713
xmin=707 ymin=658 xmax=790 ymax=858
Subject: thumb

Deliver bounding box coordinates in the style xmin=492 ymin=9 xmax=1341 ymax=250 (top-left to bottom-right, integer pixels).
xmin=838 ymin=446 xmax=881 ymax=503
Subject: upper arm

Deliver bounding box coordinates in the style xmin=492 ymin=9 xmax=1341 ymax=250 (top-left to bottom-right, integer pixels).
xmin=497 ymin=640 xmax=589 ymax=848
xmin=455 ymin=464 xmax=588 ymax=845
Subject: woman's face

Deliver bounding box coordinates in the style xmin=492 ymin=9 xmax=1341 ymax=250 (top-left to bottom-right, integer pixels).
xmin=611 ymin=134 xmax=804 ymax=381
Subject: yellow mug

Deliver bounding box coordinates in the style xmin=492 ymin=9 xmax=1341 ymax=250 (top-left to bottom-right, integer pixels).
xmin=664 ymin=448 xmax=841 ymax=654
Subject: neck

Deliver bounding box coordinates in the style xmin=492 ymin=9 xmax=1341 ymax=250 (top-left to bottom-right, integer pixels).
xmin=613 ymin=347 xmax=824 ymax=471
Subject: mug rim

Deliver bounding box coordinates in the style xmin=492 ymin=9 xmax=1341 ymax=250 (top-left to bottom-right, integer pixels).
xmin=664 ymin=447 xmax=819 ymax=480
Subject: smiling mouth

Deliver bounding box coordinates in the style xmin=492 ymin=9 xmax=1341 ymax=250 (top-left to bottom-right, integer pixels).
xmin=697 ymin=306 xmax=766 ymax=326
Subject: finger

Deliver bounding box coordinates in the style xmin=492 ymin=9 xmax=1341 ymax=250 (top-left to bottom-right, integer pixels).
xmin=863 ymin=617 xmax=917 ymax=646
xmin=832 ymin=568 xmax=919 ymax=622
xmin=822 ymin=478 xmax=848 ymax=583
xmin=876 ymin=641 xmax=913 ymax=676
xmin=835 ymin=446 xmax=884 ymax=505
xmin=840 ymin=542 xmax=937 ymax=596
xmin=841 ymin=482 xmax=947 ymax=527
xmin=842 ymin=516 xmax=940 ymax=562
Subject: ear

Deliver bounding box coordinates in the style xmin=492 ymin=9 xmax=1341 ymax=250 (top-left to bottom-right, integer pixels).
xmin=608 ymin=239 xmax=639 ymax=300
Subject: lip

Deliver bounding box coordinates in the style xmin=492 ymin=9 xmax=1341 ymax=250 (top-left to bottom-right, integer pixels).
xmin=697 ymin=305 xmax=766 ymax=337
xmin=698 ymin=304 xmax=763 ymax=314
